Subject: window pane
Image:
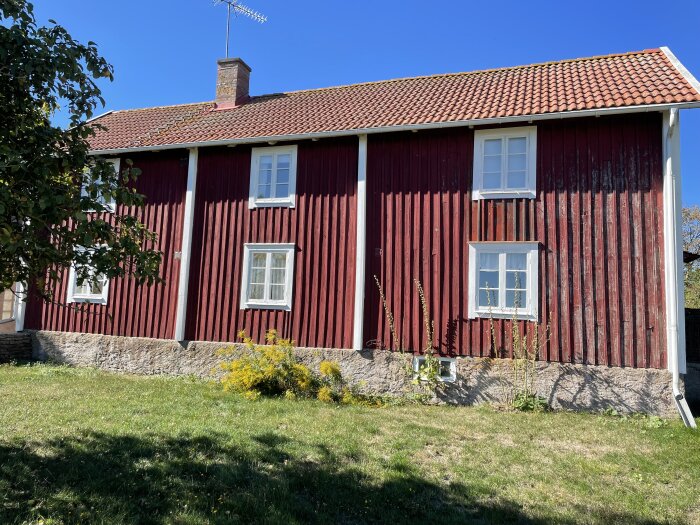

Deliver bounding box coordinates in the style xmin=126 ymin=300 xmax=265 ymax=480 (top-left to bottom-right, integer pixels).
xmin=482 ymin=172 xmax=501 ymax=190
xmin=259 ymin=169 xmax=273 ymax=185
xmin=250 ymin=268 xmax=266 ymax=284
xmin=275 ymin=183 xmax=289 ymax=199
xmin=249 ymin=284 xmax=264 ymax=300
xmin=277 ymin=154 xmax=291 ymax=169
xmin=506 ymin=271 xmax=527 ymax=289
xmin=89 ymin=279 xmax=104 ymax=295
xmin=479 ymin=289 xmax=498 ymax=307
xmin=269 ymin=284 xmax=285 ymax=301
xmin=276 ymin=168 xmax=289 ymax=184
xmin=506 ymin=253 xmax=527 ymax=270
xmin=257 ymin=184 xmax=272 ymax=199
xmin=506 ymin=171 xmax=527 ymax=188
xmin=483 ymin=156 xmax=501 ymax=173
xmin=484 ymin=139 xmax=502 ymax=155
xmin=270 ymin=268 xmax=286 ymax=285
xmin=271 ymin=253 xmax=286 ymax=268
xmin=508 ymin=137 xmax=527 ymax=154
xmin=479 ymin=270 xmax=499 ymax=288
xmin=506 ymin=290 xmax=526 ymax=308
xmin=252 ymin=253 xmax=267 ymax=268
xmin=439 ymin=361 xmax=452 ymax=378
xmin=479 ymin=253 xmax=499 ymax=270
xmin=507 ymin=154 xmax=526 ymax=171
xmin=260 ymin=155 xmax=273 ymax=170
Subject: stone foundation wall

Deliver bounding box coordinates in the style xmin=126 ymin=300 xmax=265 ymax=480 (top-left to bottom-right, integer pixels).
xmin=0 ymin=333 xmax=32 ymax=363
xmin=29 ymin=330 xmax=680 ymax=417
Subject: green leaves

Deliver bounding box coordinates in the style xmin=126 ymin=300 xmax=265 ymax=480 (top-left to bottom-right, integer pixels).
xmin=0 ymin=0 xmax=162 ymax=299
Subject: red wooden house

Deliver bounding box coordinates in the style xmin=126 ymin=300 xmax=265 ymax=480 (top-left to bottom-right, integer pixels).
xmin=20 ymin=48 xmax=700 ymax=423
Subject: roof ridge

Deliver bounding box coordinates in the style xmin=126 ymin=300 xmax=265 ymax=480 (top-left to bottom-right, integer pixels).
xmin=260 ymin=49 xmax=663 ymax=98
xmin=111 ymin=100 xmax=213 ymax=114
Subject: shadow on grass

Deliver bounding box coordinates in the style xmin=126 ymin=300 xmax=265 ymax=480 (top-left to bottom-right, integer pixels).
xmin=0 ymin=430 xmax=662 ymax=525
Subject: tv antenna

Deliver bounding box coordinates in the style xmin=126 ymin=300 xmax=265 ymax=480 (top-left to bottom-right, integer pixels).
xmin=214 ymin=0 xmax=267 ymax=58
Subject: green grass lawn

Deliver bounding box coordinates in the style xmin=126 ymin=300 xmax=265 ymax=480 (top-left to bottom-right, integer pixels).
xmin=1 ymin=364 xmax=699 ymax=524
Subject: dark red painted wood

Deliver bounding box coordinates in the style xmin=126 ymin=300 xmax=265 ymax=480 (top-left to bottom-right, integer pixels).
xmin=24 ymin=113 xmax=668 ymax=370
xmin=363 ymin=113 xmax=667 ymax=368
xmin=24 ymin=151 xmax=188 ymax=339
xmin=184 ymin=137 xmax=358 ymax=346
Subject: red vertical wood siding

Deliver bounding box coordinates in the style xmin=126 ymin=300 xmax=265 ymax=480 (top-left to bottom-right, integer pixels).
xmin=363 ymin=113 xmax=667 ymax=368
xmin=24 ymin=151 xmax=188 ymax=339
xmin=184 ymin=137 xmax=358 ymax=347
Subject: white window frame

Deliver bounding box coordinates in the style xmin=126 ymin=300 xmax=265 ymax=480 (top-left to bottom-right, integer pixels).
xmin=248 ymin=145 xmax=298 ymax=209
xmin=240 ymin=243 xmax=296 ymax=310
xmin=82 ymin=158 xmax=119 ymax=213
xmin=472 ymin=126 xmax=537 ymax=200
xmin=0 ymin=288 xmax=15 ymax=323
xmin=412 ymin=356 xmax=457 ymax=383
xmin=468 ymin=242 xmax=539 ymax=320
xmin=66 ymin=248 xmax=110 ymax=305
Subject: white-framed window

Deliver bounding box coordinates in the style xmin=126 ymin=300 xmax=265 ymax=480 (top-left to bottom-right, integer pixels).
xmin=412 ymin=356 xmax=457 ymax=383
xmin=467 ymin=242 xmax=539 ymax=320
xmin=66 ymin=249 xmax=110 ymax=305
xmin=82 ymin=158 xmax=119 ymax=212
xmin=472 ymin=127 xmax=537 ymax=200
xmin=0 ymin=288 xmax=15 ymax=323
xmin=240 ymin=243 xmax=295 ymax=310
xmin=249 ymin=146 xmax=297 ymax=208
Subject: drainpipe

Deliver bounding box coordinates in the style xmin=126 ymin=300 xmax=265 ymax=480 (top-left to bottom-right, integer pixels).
xmin=662 ymin=108 xmax=696 ymax=428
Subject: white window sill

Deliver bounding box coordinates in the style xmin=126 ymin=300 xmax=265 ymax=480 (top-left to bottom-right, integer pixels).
xmin=85 ymin=207 xmax=116 ymax=214
xmin=469 ymin=309 xmax=537 ymax=321
xmin=240 ymin=302 xmax=291 ymax=311
xmin=68 ymin=297 xmax=108 ymax=305
xmin=472 ymin=190 xmax=536 ymax=200
xmin=249 ymin=199 xmax=295 ymax=209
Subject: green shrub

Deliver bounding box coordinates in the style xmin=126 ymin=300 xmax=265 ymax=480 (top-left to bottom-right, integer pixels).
xmin=218 ymin=330 xmax=384 ymax=407
xmin=512 ymin=392 xmax=549 ymax=412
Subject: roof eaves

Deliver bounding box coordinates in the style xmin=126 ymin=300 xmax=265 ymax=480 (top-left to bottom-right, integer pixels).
xmin=88 ymin=99 xmax=700 ymax=155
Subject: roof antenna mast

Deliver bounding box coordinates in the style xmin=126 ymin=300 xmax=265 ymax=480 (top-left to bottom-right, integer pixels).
xmin=214 ymin=0 xmax=267 ymax=58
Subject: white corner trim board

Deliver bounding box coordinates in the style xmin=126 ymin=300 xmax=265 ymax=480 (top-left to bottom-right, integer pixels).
xmin=352 ymin=134 xmax=368 ymax=351
xmin=14 ymin=282 xmax=26 ymax=332
xmin=662 ymin=109 xmax=696 ymax=429
xmin=174 ymin=147 xmax=199 ymax=341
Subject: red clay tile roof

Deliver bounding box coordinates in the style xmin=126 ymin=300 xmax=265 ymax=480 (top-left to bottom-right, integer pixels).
xmin=89 ymin=48 xmax=700 ymax=151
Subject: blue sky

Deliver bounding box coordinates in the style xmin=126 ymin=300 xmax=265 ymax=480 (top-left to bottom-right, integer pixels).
xmin=33 ymin=0 xmax=700 ymax=205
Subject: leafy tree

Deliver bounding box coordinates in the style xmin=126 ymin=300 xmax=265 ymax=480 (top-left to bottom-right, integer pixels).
xmin=683 ymin=206 xmax=700 ymax=308
xmin=0 ymin=0 xmax=161 ymax=300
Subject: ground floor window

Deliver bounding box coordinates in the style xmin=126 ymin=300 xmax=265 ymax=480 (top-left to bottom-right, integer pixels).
xmin=66 ymin=250 xmax=109 ymax=305
xmin=467 ymin=242 xmax=539 ymax=320
xmin=413 ymin=356 xmax=457 ymax=382
xmin=240 ymin=243 xmax=296 ymax=310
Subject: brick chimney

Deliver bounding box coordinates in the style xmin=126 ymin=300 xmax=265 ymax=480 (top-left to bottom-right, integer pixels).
xmin=215 ymin=57 xmax=251 ymax=108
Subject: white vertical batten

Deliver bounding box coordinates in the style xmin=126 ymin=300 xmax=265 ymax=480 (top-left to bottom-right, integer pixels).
xmin=14 ymin=282 xmax=26 ymax=332
xmin=352 ymin=134 xmax=368 ymax=351
xmin=662 ymin=109 xmax=695 ymax=428
xmin=174 ymin=147 xmax=199 ymax=341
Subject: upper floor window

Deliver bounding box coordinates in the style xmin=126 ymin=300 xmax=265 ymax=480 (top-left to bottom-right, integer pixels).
xmin=66 ymin=248 xmax=109 ymax=305
xmin=82 ymin=158 xmax=119 ymax=213
xmin=467 ymin=242 xmax=539 ymax=320
xmin=472 ymin=127 xmax=536 ymax=200
xmin=249 ymin=146 xmax=297 ymax=208
xmin=240 ymin=243 xmax=295 ymax=310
